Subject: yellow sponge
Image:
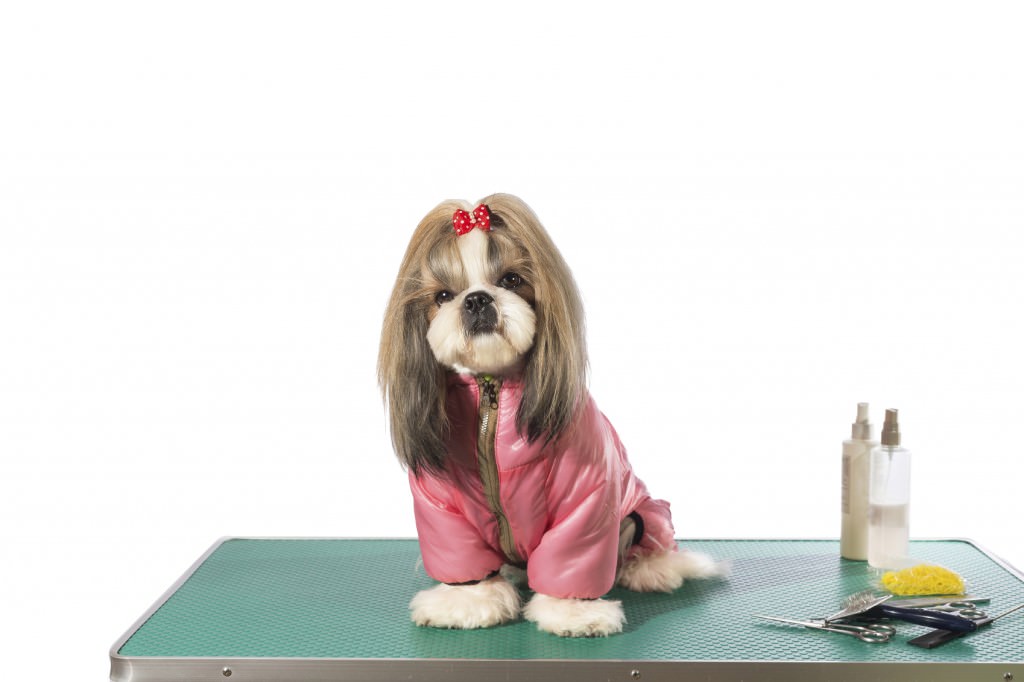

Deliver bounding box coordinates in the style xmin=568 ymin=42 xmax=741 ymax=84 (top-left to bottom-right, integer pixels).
xmin=880 ymin=564 xmax=966 ymax=596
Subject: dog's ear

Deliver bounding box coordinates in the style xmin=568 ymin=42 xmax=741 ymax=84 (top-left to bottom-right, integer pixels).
xmin=519 ymin=309 xmax=587 ymax=444
xmin=483 ymin=194 xmax=588 ymax=445
xmin=378 ymin=203 xmax=463 ymax=477
xmin=379 ymin=299 xmax=449 ymax=476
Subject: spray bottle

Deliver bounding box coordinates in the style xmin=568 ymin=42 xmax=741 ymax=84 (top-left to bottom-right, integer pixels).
xmin=868 ymin=409 xmax=912 ymax=569
xmin=840 ymin=403 xmax=876 ymax=560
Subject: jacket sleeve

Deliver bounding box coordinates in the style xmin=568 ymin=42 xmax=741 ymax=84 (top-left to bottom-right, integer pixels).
xmin=409 ymin=471 xmax=505 ymax=584
xmin=524 ymin=400 xmax=623 ymax=599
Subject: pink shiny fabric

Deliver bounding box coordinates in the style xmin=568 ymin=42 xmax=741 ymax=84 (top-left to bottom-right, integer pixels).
xmin=409 ymin=373 xmax=677 ymax=599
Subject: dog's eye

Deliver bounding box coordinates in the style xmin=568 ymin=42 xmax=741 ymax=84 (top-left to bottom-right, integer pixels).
xmin=498 ymin=272 xmax=523 ymax=289
xmin=434 ymin=290 xmax=454 ymax=306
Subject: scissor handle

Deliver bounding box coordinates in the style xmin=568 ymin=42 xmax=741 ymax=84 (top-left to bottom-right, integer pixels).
xmin=863 ymin=623 xmax=897 ymax=636
xmin=826 ymin=623 xmax=891 ymax=643
xmin=956 ymin=608 xmax=988 ymax=620
xmin=930 ymin=601 xmax=988 ymax=617
xmin=818 ymin=618 xmax=897 ymax=636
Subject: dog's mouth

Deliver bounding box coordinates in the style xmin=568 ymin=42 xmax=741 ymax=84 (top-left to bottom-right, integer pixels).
xmin=465 ymin=307 xmax=498 ymax=335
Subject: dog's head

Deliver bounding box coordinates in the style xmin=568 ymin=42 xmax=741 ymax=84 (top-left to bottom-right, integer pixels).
xmin=379 ymin=194 xmax=587 ymax=475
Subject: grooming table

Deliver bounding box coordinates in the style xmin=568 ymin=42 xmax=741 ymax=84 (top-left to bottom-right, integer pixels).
xmin=111 ymin=538 xmax=1024 ymax=682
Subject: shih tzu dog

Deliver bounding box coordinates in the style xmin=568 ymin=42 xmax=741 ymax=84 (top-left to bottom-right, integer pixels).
xmin=379 ymin=194 xmax=722 ymax=637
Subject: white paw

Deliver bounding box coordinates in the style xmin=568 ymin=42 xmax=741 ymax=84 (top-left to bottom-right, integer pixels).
xmin=409 ymin=576 xmax=522 ymax=629
xmin=618 ymin=549 xmax=730 ymax=592
xmin=523 ymin=593 xmax=625 ymax=637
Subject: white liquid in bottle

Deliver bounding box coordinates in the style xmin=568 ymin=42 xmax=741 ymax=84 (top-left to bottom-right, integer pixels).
xmin=867 ymin=409 xmax=912 ymax=569
xmin=867 ymin=502 xmax=909 ymax=568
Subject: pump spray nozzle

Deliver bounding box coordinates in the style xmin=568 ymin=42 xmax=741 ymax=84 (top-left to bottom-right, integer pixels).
xmin=852 ymin=402 xmax=873 ymax=440
xmin=881 ymin=409 xmax=901 ymax=447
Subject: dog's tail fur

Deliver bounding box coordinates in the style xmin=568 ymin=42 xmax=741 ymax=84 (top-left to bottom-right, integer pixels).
xmin=617 ymin=549 xmax=730 ymax=592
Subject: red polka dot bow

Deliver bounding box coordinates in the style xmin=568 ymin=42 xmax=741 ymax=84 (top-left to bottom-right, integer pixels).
xmin=452 ymin=205 xmax=491 ymax=235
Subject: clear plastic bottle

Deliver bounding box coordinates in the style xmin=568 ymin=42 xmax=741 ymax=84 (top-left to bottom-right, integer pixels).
xmin=868 ymin=409 xmax=912 ymax=569
xmin=840 ymin=403 xmax=876 ymax=560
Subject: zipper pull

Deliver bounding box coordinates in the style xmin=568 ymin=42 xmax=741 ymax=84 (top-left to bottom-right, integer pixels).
xmin=481 ymin=375 xmax=499 ymax=409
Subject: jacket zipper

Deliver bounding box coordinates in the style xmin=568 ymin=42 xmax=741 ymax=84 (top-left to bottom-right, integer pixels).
xmin=476 ymin=375 xmax=524 ymax=567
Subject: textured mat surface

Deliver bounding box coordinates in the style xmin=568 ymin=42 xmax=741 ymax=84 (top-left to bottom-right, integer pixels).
xmin=117 ymin=538 xmax=1023 ymax=662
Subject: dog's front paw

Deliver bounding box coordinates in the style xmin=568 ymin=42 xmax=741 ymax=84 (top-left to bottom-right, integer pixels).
xmin=409 ymin=575 xmax=521 ymax=629
xmin=523 ymin=593 xmax=625 ymax=637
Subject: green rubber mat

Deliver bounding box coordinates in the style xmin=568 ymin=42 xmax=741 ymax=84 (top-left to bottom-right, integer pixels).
xmin=111 ymin=538 xmax=1024 ymax=682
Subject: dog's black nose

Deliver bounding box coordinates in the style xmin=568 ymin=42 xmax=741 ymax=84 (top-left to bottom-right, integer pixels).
xmin=463 ymin=291 xmax=494 ymax=315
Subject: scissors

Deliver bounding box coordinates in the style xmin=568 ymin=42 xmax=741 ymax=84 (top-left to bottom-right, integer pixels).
xmin=753 ymin=614 xmax=895 ymax=643
xmin=881 ymin=597 xmax=989 ymax=621
xmin=919 ymin=601 xmax=988 ymax=620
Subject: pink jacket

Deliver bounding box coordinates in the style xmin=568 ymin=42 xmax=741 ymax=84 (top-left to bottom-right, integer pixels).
xmin=410 ymin=373 xmax=677 ymax=600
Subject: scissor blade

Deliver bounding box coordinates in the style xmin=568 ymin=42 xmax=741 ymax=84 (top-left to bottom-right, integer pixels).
xmin=886 ymin=595 xmax=988 ymax=608
xmin=752 ymin=614 xmax=819 ymax=629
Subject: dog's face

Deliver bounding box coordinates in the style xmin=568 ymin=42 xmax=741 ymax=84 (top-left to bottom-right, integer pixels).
xmin=425 ymin=227 xmax=537 ymax=375
xmin=380 ymin=194 xmax=588 ymax=473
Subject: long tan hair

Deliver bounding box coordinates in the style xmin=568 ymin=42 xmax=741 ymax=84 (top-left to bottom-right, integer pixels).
xmin=378 ymin=194 xmax=587 ymax=476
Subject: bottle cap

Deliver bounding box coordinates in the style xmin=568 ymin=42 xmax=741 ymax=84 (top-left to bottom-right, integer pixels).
xmin=881 ymin=408 xmax=901 ymax=446
xmin=851 ymin=402 xmax=873 ymax=440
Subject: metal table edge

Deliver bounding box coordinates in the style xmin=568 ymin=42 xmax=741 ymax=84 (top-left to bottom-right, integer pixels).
xmin=110 ymin=656 xmax=1024 ymax=682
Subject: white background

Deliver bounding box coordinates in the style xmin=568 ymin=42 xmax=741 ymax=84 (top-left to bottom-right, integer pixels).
xmin=2 ymin=1 xmax=1022 ymax=678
